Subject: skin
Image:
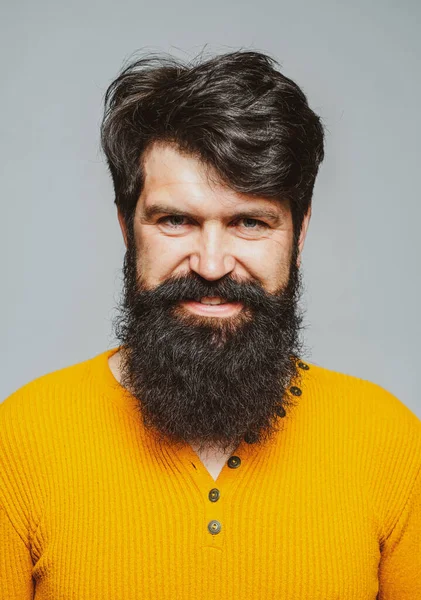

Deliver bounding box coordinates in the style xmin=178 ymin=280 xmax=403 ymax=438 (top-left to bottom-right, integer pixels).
xmin=109 ymin=142 xmax=312 ymax=478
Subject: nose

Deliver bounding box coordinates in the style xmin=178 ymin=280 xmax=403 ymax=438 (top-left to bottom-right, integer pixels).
xmin=189 ymin=224 xmax=235 ymax=281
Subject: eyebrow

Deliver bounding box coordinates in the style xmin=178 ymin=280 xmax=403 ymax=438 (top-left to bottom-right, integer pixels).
xmin=141 ymin=203 xmax=283 ymax=225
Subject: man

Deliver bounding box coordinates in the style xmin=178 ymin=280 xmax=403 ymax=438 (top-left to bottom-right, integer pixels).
xmin=1 ymin=50 xmax=420 ymax=599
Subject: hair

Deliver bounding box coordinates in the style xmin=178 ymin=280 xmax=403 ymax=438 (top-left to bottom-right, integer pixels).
xmin=101 ymin=49 xmax=325 ymax=243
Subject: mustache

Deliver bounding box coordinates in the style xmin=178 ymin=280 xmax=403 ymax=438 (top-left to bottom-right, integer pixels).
xmin=130 ymin=272 xmax=292 ymax=316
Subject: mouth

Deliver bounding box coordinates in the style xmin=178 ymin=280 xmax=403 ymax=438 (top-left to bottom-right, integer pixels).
xmin=179 ymin=296 xmax=243 ymax=317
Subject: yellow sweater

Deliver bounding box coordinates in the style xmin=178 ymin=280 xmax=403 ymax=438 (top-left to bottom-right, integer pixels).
xmin=1 ymin=347 xmax=420 ymax=600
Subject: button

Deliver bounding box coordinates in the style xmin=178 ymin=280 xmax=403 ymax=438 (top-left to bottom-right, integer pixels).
xmin=227 ymin=455 xmax=241 ymax=469
xmin=290 ymin=386 xmax=302 ymax=396
xmin=208 ymin=488 xmax=220 ymax=502
xmin=276 ymin=404 xmax=286 ymax=417
xmin=244 ymin=431 xmax=258 ymax=444
xmin=298 ymin=361 xmax=309 ymax=370
xmin=208 ymin=520 xmax=222 ymax=535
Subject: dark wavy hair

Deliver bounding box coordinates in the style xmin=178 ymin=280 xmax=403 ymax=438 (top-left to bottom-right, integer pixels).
xmin=101 ymin=49 xmax=325 ymax=242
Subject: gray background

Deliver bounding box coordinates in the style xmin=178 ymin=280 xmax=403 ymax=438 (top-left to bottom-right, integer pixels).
xmin=1 ymin=0 xmax=420 ymax=417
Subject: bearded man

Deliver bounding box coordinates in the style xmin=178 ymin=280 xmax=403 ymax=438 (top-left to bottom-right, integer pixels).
xmin=1 ymin=50 xmax=420 ymax=600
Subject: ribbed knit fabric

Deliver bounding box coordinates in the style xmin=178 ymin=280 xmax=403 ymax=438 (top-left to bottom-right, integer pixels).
xmin=1 ymin=347 xmax=420 ymax=599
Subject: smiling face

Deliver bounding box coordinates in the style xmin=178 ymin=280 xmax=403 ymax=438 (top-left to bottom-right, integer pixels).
xmin=118 ymin=143 xmax=311 ymax=318
xmin=113 ymin=142 xmax=311 ymax=450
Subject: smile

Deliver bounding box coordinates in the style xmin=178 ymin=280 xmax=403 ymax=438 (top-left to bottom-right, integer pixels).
xmin=179 ymin=298 xmax=243 ymax=317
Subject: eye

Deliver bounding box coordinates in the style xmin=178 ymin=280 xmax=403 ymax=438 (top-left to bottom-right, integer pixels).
xmin=236 ymin=218 xmax=269 ymax=230
xmin=157 ymin=215 xmax=270 ymax=232
xmin=158 ymin=215 xmax=189 ymax=228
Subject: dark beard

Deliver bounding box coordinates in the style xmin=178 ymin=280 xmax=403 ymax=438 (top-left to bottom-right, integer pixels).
xmin=113 ymin=229 xmax=307 ymax=453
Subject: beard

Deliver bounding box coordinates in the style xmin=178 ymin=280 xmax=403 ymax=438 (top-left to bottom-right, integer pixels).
xmin=113 ymin=228 xmax=307 ymax=453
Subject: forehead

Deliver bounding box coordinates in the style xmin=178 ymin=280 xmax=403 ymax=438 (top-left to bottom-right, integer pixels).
xmin=139 ymin=142 xmax=289 ymax=217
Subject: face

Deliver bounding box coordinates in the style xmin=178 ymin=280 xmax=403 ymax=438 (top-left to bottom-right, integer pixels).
xmin=118 ymin=143 xmax=310 ymax=317
xmin=114 ymin=142 xmax=311 ymax=452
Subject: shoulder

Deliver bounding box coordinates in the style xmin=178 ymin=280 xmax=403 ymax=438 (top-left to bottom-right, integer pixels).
xmin=0 ymin=351 xmax=111 ymax=509
xmin=301 ymin=360 xmax=421 ymax=483
xmin=300 ymin=360 xmax=421 ymax=536
xmin=0 ymin=355 xmax=100 ymax=533
xmin=0 ymin=350 xmax=112 ymax=440
xmin=303 ymin=360 xmax=420 ymax=433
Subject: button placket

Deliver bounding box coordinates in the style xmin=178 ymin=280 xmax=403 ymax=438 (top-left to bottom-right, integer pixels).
xmin=203 ymin=453 xmax=245 ymax=545
xmin=204 ymin=486 xmax=225 ymax=546
xmin=288 ymin=358 xmax=309 ymax=401
xmin=170 ymin=440 xmax=259 ymax=548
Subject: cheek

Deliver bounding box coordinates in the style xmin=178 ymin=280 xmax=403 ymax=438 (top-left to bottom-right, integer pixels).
xmin=135 ymin=229 xmax=188 ymax=283
xmin=236 ymin=238 xmax=292 ymax=287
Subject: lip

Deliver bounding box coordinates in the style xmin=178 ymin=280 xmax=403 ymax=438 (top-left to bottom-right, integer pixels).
xmin=179 ymin=300 xmax=243 ymax=317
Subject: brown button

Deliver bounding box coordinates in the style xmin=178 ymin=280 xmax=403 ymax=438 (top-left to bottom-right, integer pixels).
xmin=227 ymin=455 xmax=241 ymax=469
xmin=208 ymin=520 xmax=222 ymax=535
xmin=276 ymin=404 xmax=286 ymax=418
xmin=290 ymin=386 xmax=302 ymax=396
xmin=298 ymin=361 xmax=310 ymax=370
xmin=208 ymin=488 xmax=220 ymax=502
xmin=244 ymin=431 xmax=258 ymax=444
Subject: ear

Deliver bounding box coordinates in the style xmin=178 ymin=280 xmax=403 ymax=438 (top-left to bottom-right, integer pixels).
xmin=296 ymin=205 xmax=312 ymax=268
xmin=117 ymin=208 xmax=128 ymax=249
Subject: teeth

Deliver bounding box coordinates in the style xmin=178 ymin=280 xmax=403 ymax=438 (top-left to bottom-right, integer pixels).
xmin=200 ymin=296 xmax=226 ymax=305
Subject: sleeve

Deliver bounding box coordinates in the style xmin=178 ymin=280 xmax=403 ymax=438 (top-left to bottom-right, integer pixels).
xmin=378 ymin=466 xmax=421 ymax=599
xmin=0 ymin=390 xmax=43 ymax=600
xmin=0 ymin=504 xmax=35 ymax=599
